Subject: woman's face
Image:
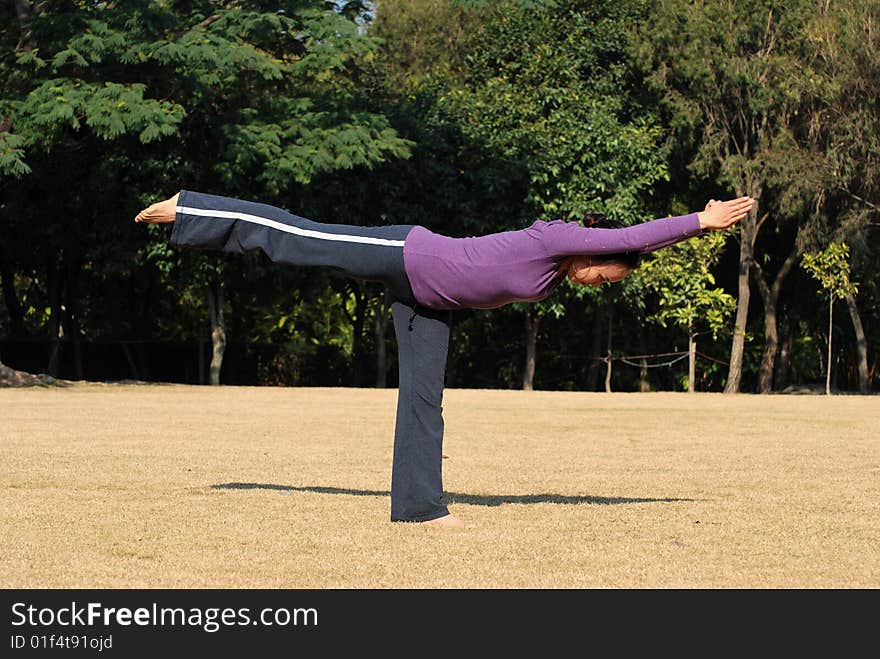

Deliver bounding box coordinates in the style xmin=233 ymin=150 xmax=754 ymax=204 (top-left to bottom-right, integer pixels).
xmin=567 ymin=256 xmax=632 ymax=288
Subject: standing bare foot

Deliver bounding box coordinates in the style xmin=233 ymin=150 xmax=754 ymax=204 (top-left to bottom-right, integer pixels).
xmin=134 ymin=192 xmax=180 ymax=224
xmin=421 ymin=514 xmax=470 ymax=528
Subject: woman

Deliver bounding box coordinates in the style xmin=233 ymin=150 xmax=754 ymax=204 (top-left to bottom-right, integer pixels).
xmin=136 ymin=191 xmax=754 ymax=526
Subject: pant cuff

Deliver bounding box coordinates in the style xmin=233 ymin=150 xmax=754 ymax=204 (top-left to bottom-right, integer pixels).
xmin=390 ymin=506 xmax=450 ymax=523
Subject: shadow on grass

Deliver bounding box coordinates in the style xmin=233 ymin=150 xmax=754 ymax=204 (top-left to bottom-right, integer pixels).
xmin=211 ymin=482 xmax=693 ymax=506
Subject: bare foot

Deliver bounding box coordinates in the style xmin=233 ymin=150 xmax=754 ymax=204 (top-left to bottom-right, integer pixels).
xmin=135 ymin=192 xmax=180 ymax=224
xmin=421 ymin=514 xmax=470 ymax=528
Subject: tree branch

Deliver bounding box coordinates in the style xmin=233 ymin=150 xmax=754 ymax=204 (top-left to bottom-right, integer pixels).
xmin=755 ymin=211 xmax=771 ymax=235
xmin=771 ymin=248 xmax=799 ymax=302
xmin=749 ymin=257 xmax=771 ymax=309
xmin=14 ymin=0 xmax=35 ymax=51
xmin=840 ymin=185 xmax=880 ymax=212
xmin=197 ymin=14 xmax=222 ymax=30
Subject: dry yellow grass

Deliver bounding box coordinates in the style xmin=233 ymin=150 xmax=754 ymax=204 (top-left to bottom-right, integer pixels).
xmin=1 ymin=384 xmax=877 ymax=588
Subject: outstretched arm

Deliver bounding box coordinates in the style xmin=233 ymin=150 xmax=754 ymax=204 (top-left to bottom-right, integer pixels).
xmin=645 ymin=198 xmax=754 ymax=251
xmin=541 ymin=197 xmax=754 ymax=257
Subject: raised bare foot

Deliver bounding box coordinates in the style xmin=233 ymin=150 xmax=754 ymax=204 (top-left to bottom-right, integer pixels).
xmin=421 ymin=514 xmax=470 ymax=528
xmin=135 ymin=192 xmax=179 ymax=224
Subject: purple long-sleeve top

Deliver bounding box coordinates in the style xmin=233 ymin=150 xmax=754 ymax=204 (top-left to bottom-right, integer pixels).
xmin=403 ymin=213 xmax=703 ymax=310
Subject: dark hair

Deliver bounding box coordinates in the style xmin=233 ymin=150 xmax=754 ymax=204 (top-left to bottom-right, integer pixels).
xmin=581 ymin=212 xmax=641 ymax=270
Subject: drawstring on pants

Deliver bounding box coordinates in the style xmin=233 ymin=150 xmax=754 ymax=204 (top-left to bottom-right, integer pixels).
xmin=408 ymin=304 xmax=419 ymax=331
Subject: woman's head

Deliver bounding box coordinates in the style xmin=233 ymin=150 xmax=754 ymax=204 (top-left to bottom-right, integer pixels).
xmin=565 ymin=213 xmax=640 ymax=287
xmin=565 ymin=255 xmax=633 ymax=287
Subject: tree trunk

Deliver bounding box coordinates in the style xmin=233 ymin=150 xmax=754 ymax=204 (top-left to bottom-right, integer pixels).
xmin=522 ymin=310 xmax=540 ymax=391
xmin=757 ymin=298 xmax=778 ymax=393
xmin=844 ymin=291 xmax=870 ymax=393
xmin=725 ymin=184 xmax=764 ymax=393
xmin=826 ymin=299 xmax=833 ymax=396
xmin=121 ymin=342 xmax=140 ymax=381
xmin=206 ymin=279 xmax=226 ymax=386
xmin=725 ymin=209 xmax=757 ymax=393
xmin=604 ymin=351 xmax=612 ymax=392
xmin=0 ymin=254 xmax=24 ymax=337
xmin=46 ymin=260 xmax=63 ymax=378
xmin=374 ymin=289 xmax=391 ymax=388
xmin=752 ymin=248 xmax=798 ymax=393
xmin=688 ymin=331 xmax=696 ymax=393
xmin=775 ymin=310 xmax=793 ymax=391
xmin=637 ymin=327 xmax=649 ymax=392
xmin=131 ymin=266 xmax=150 ymax=340
xmin=604 ymin=310 xmax=614 ymax=393
xmin=585 ymin=309 xmax=604 ymax=392
xmin=65 ymin=259 xmax=83 ymax=380
xmin=348 ymin=282 xmax=369 ymax=387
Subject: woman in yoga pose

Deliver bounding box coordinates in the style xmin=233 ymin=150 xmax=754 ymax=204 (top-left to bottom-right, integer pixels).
xmin=136 ymin=191 xmax=753 ymax=526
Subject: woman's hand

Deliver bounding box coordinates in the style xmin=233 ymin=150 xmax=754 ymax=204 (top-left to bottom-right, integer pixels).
xmin=697 ymin=196 xmax=754 ymax=230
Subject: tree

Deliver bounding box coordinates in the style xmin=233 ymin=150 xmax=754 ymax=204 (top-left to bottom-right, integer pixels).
xmin=801 ymin=0 xmax=879 ymax=393
xmin=369 ymin=0 xmax=480 ymax=92
xmin=439 ymin=1 xmax=668 ymax=389
xmin=1 ymin=1 xmax=410 ymax=383
xmin=0 ymin=1 xmax=186 ymax=377
xmin=638 ymin=231 xmax=736 ymax=392
xmin=801 ymin=243 xmax=858 ymax=395
xmin=635 ymin=0 xmax=824 ymax=393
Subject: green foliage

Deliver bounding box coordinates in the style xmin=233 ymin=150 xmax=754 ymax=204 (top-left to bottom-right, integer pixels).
xmin=801 ymin=242 xmax=858 ymax=302
xmin=0 ymin=131 xmax=30 ymax=176
xmin=16 ymin=79 xmax=182 ymax=146
xmin=638 ymin=231 xmax=736 ymax=339
xmin=0 ymin=0 xmax=877 ymax=391
xmin=371 ymin=0 xmax=488 ymax=92
xmin=220 ymin=103 xmax=411 ymax=193
xmin=401 ymin=1 xmax=672 ymax=349
xmin=799 ymin=1 xmax=879 ymax=267
xmin=442 ymin=1 xmax=668 ymax=224
xmin=801 ymin=241 xmax=858 ymax=392
xmin=0 ymin=0 xmax=416 ymax=388
xmin=634 ymin=0 xmax=817 ymax=188
xmin=1 ymin=2 xmax=411 ymax=186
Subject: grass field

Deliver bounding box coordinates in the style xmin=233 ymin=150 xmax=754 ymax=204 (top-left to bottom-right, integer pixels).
xmin=1 ymin=384 xmax=877 ymax=588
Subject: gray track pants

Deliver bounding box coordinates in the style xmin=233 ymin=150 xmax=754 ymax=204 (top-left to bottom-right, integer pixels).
xmin=171 ymin=190 xmax=452 ymax=522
